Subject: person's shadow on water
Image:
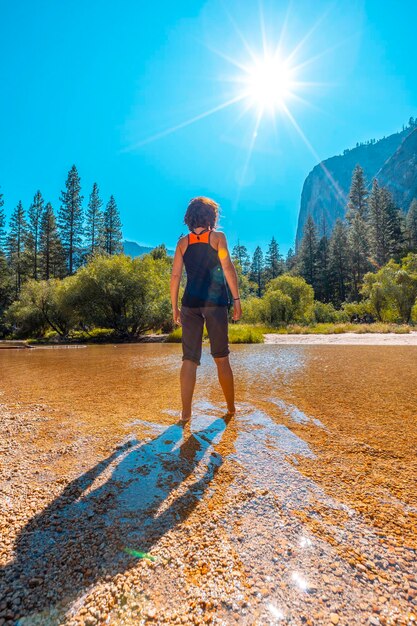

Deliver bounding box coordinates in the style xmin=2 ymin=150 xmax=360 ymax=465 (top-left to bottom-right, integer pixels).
xmin=0 ymin=415 xmax=233 ymax=623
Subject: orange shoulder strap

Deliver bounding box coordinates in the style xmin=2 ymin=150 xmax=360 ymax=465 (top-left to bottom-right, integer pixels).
xmin=189 ymin=231 xmax=210 ymax=244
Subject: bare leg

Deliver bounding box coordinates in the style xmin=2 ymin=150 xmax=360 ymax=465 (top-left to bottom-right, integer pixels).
xmin=180 ymin=359 xmax=198 ymax=421
xmin=214 ymin=356 xmax=235 ymax=415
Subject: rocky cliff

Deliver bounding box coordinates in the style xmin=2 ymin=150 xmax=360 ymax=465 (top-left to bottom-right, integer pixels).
xmin=295 ymin=125 xmax=417 ymax=247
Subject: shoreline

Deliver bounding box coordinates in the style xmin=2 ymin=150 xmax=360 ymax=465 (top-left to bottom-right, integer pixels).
xmin=264 ymin=331 xmax=417 ymax=345
xmin=2 ymin=330 xmax=417 ymax=348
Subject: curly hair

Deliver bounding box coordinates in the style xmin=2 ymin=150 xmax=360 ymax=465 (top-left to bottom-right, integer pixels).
xmin=184 ymin=196 xmax=219 ymax=231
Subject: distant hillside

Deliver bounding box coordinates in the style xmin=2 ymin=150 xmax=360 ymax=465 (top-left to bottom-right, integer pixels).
xmin=295 ymin=123 xmax=417 ymax=247
xmin=123 ymin=240 xmax=174 ymax=258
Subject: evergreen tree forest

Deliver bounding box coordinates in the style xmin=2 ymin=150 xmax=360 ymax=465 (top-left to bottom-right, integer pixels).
xmin=296 ymin=165 xmax=416 ymax=306
xmin=0 ymin=166 xmax=124 ymax=334
xmin=230 ymin=165 xmax=417 ymax=321
xmin=1 ymin=162 xmax=417 ymax=339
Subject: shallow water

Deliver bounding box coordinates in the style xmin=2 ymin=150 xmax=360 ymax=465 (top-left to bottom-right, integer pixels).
xmin=1 ymin=343 xmax=417 ymax=624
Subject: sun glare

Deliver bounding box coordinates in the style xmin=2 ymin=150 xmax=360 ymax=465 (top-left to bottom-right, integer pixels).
xmin=125 ymin=4 xmax=328 ymax=157
xmin=244 ymin=55 xmax=294 ymax=112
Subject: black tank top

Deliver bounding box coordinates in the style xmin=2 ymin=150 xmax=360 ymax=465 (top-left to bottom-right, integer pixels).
xmin=181 ymin=229 xmax=229 ymax=307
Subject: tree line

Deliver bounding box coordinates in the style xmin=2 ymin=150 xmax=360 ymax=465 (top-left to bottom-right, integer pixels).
xmin=1 ymin=160 xmax=417 ymax=339
xmin=0 ymin=165 xmax=123 ymax=302
xmin=297 ymin=166 xmax=417 ymax=305
xmin=231 ymin=165 xmax=417 ymax=309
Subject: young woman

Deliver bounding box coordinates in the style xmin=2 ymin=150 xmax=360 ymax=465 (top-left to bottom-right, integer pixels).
xmin=170 ymin=197 xmax=242 ymax=422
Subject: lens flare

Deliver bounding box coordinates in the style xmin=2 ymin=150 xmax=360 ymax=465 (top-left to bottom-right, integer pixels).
xmin=242 ymin=54 xmax=295 ymax=112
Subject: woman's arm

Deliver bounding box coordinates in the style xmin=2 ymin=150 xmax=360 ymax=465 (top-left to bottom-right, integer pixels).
xmin=217 ymin=232 xmax=242 ymax=321
xmin=170 ymin=241 xmax=184 ymax=325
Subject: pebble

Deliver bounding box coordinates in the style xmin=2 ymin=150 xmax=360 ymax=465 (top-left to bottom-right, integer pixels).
xmin=1 ymin=386 xmax=416 ymax=626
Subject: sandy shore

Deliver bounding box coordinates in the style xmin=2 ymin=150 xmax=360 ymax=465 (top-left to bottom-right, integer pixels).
xmin=264 ymin=331 xmax=417 ymax=345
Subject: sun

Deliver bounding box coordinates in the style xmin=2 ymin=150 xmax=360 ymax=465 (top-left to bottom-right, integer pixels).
xmin=242 ymin=54 xmax=295 ymax=113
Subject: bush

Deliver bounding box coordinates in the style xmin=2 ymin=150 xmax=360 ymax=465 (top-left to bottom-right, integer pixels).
xmin=266 ymin=274 xmax=314 ymax=322
xmin=71 ymin=253 xmax=172 ymax=337
xmin=411 ymin=301 xmax=417 ymax=324
xmin=361 ymin=255 xmax=417 ymax=323
xmin=5 ymin=278 xmax=78 ymax=338
xmin=261 ymin=290 xmax=292 ymax=326
xmin=341 ymin=300 xmax=374 ymax=323
xmin=313 ymin=301 xmax=339 ymax=323
xmin=241 ymin=296 xmax=264 ymax=324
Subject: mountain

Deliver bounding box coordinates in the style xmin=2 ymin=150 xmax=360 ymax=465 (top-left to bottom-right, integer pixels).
xmin=123 ymin=240 xmax=175 ymax=258
xmin=295 ymin=124 xmax=417 ymax=247
xmin=377 ymin=128 xmax=417 ymax=208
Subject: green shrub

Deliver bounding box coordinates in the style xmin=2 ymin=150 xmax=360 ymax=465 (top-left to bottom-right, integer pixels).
xmin=266 ymin=274 xmax=314 ymax=322
xmin=5 ymin=278 xmax=77 ymax=338
xmin=261 ymin=290 xmax=292 ymax=326
xmin=313 ymin=301 xmax=339 ymax=323
xmin=361 ymin=255 xmax=417 ymax=323
xmin=341 ymin=300 xmax=374 ymax=322
xmin=241 ymin=296 xmax=264 ymax=324
xmin=411 ymin=301 xmax=417 ymax=324
xmin=71 ymin=253 xmax=172 ymax=337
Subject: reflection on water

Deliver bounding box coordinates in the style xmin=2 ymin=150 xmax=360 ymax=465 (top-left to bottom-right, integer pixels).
xmin=0 ymin=344 xmax=308 ymax=431
xmin=268 ymin=397 xmax=326 ymax=428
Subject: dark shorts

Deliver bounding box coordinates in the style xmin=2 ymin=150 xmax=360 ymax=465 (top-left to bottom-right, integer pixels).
xmin=180 ymin=305 xmax=230 ymax=366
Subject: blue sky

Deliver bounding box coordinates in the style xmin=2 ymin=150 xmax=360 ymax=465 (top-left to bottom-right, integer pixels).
xmin=1 ymin=0 xmax=416 ymax=255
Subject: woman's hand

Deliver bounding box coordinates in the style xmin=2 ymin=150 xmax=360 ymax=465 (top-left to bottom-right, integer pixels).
xmin=232 ymin=299 xmax=242 ymax=322
xmin=173 ymin=306 xmax=181 ymax=326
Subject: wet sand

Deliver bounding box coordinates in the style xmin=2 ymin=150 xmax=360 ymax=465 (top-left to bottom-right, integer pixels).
xmin=0 ymin=344 xmax=416 ymax=625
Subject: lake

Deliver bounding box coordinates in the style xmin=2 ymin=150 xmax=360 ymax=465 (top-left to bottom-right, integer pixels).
xmin=0 ymin=343 xmax=416 ymax=625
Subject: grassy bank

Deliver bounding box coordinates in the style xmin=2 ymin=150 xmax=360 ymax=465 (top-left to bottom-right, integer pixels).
xmin=166 ymin=323 xmax=265 ymax=344
xmin=7 ymin=322 xmax=415 ymax=347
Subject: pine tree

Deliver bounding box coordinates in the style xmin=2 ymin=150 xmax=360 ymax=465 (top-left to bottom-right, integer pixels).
xmin=368 ymin=179 xmax=385 ymax=265
xmin=382 ymin=187 xmax=404 ymax=261
xmin=369 ymin=181 xmax=404 ymax=265
xmin=406 ymin=199 xmax=417 ymax=251
xmin=26 ymin=190 xmax=44 ymax=279
xmin=316 ymin=234 xmax=331 ymax=302
xmin=250 ymin=246 xmax=265 ymax=297
xmin=103 ymin=195 xmax=123 ymax=255
xmin=6 ymin=201 xmax=28 ymax=295
xmin=315 ymin=213 xmax=332 ymax=301
xmin=231 ymin=240 xmax=251 ymax=274
xmin=285 ymin=248 xmax=297 ymax=272
xmin=346 ymin=166 xmax=370 ymax=298
xmin=298 ymin=214 xmax=318 ymax=288
xmin=0 ymin=187 xmax=5 ymax=254
xmin=0 ymin=251 xmax=12 ymax=310
xmin=0 ymin=188 xmax=11 ymax=323
xmin=265 ymin=236 xmax=283 ymax=280
xmin=85 ymin=182 xmax=105 ymax=256
xmin=328 ymin=219 xmax=350 ymax=305
xmin=40 ymin=203 xmax=66 ymax=279
xmin=346 ymin=165 xmax=368 ymax=222
xmin=58 ymin=165 xmax=84 ymax=274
